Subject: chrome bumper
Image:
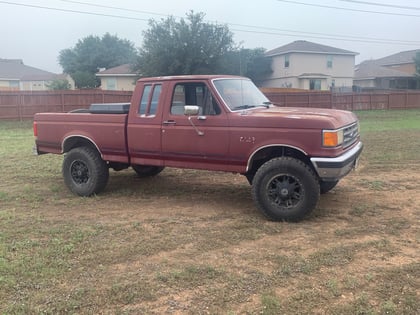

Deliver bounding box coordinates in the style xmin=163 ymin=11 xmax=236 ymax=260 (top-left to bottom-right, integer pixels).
xmin=310 ymin=142 xmax=363 ymax=181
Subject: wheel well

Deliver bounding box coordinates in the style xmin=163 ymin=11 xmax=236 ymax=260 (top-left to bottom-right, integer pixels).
xmin=63 ymin=136 xmax=100 ymax=155
xmin=246 ymin=146 xmax=315 ymax=180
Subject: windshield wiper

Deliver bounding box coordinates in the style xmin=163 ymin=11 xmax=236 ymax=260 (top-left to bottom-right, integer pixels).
xmin=232 ymin=103 xmax=271 ymax=111
xmin=232 ymin=105 xmax=256 ymax=110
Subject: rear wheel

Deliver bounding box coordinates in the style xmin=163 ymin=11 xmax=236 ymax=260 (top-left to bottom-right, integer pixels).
xmin=62 ymin=146 xmax=109 ymax=196
xmin=252 ymin=157 xmax=320 ymax=221
xmin=132 ymin=165 xmax=165 ymax=178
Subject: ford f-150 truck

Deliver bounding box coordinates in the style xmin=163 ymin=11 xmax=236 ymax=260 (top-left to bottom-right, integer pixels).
xmin=33 ymin=75 xmax=362 ymax=221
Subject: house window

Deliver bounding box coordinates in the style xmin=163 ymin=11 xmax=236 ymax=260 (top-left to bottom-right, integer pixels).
xmin=327 ymin=55 xmax=333 ymax=68
xmin=106 ymin=78 xmax=117 ymax=90
xmin=9 ymin=80 xmax=19 ymax=89
xmin=310 ymin=79 xmax=321 ymax=90
xmin=284 ymin=54 xmax=290 ymax=68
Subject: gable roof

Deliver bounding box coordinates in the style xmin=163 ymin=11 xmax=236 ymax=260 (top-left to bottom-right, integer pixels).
xmin=0 ymin=59 xmax=58 ymax=80
xmin=374 ymin=49 xmax=420 ymax=66
xmin=354 ymin=60 xmax=413 ymax=79
xmin=96 ymin=64 xmax=137 ymax=77
xmin=266 ymin=40 xmax=358 ymax=57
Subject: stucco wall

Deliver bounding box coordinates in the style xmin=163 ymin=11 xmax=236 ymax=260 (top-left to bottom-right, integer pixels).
xmin=262 ymin=53 xmax=355 ymax=90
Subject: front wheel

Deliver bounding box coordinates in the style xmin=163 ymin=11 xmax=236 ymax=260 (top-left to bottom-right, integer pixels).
xmin=252 ymin=157 xmax=320 ymax=221
xmin=62 ymin=146 xmax=109 ymax=196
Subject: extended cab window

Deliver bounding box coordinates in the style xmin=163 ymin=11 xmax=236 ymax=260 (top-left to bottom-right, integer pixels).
xmin=138 ymin=84 xmax=162 ymax=117
xmin=170 ymin=83 xmax=221 ymax=116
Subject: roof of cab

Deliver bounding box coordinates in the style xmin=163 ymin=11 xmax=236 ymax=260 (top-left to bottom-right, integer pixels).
xmin=136 ymin=74 xmax=246 ymax=82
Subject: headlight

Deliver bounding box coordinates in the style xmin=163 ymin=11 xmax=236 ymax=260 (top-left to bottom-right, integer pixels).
xmin=322 ymin=129 xmax=344 ymax=147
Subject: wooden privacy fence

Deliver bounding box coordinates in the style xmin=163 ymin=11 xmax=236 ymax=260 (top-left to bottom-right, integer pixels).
xmin=262 ymin=90 xmax=420 ymax=111
xmin=0 ymin=90 xmax=133 ymax=120
xmin=1 ymin=89 xmax=420 ymax=120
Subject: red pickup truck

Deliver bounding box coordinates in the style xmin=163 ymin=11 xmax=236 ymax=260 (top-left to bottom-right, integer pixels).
xmin=33 ymin=75 xmax=362 ymax=221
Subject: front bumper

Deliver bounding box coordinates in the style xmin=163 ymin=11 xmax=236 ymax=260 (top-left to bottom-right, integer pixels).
xmin=310 ymin=142 xmax=363 ymax=181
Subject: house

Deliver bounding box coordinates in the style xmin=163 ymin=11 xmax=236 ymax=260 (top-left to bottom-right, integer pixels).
xmin=354 ymin=49 xmax=420 ymax=90
xmin=96 ymin=64 xmax=138 ymax=91
xmin=260 ymin=40 xmax=358 ymax=91
xmin=0 ymin=59 xmax=74 ymax=91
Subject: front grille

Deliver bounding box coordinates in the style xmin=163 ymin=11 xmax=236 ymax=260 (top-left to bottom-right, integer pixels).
xmin=343 ymin=122 xmax=359 ymax=148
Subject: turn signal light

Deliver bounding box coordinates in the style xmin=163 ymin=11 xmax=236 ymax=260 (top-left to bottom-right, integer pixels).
xmin=323 ymin=129 xmax=343 ymax=147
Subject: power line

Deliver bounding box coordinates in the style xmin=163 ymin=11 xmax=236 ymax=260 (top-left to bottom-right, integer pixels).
xmin=232 ymin=28 xmax=420 ymax=46
xmin=58 ymin=0 xmax=420 ymax=45
xmin=276 ymin=0 xmax=420 ymax=17
xmin=0 ymin=1 xmax=150 ymax=21
xmin=230 ymin=23 xmax=420 ymax=45
xmin=0 ymin=0 xmax=419 ymax=47
xmin=337 ymin=0 xmax=420 ymax=11
xmin=54 ymin=0 xmax=420 ymax=46
xmin=58 ymin=0 xmax=172 ymax=18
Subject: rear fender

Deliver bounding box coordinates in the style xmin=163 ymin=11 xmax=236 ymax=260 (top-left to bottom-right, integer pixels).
xmin=62 ymin=135 xmax=102 ymax=158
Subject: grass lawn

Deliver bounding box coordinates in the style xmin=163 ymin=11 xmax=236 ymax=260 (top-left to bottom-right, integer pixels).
xmin=0 ymin=110 xmax=419 ymax=314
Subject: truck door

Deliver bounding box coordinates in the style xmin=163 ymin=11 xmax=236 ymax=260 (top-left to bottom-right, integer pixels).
xmin=127 ymin=82 xmax=164 ymax=166
xmin=161 ymin=81 xmax=230 ymax=171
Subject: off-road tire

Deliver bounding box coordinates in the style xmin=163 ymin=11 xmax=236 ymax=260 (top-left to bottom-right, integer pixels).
xmin=252 ymin=157 xmax=320 ymax=221
xmin=319 ymin=180 xmax=339 ymax=194
xmin=62 ymin=146 xmax=109 ymax=196
xmin=132 ymin=165 xmax=165 ymax=178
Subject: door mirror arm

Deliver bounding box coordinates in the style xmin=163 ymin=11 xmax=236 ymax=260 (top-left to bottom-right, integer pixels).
xmin=184 ymin=106 xmax=204 ymax=136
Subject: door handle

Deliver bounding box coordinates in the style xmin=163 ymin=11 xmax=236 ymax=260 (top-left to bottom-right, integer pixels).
xmin=163 ymin=120 xmax=176 ymax=125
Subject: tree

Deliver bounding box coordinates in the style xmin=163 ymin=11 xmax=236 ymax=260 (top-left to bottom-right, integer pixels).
xmin=46 ymin=79 xmax=71 ymax=90
xmin=222 ymin=48 xmax=272 ymax=82
xmin=59 ymin=33 xmax=137 ymax=88
xmin=135 ymin=11 xmax=236 ymax=76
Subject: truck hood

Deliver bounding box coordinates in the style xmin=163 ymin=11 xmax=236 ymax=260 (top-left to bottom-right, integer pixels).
xmin=231 ymin=106 xmax=358 ymax=129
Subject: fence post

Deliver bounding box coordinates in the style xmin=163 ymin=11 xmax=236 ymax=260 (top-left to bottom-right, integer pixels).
xmin=18 ymin=93 xmax=23 ymax=121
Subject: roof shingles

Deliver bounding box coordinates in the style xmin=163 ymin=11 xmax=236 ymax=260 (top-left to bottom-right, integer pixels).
xmin=266 ymin=40 xmax=358 ymax=57
xmin=0 ymin=59 xmax=58 ymax=80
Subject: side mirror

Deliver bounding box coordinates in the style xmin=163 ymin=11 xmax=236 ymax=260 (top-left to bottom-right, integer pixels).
xmin=184 ymin=105 xmax=200 ymax=116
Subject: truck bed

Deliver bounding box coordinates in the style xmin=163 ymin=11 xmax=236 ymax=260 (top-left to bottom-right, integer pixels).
xmin=34 ymin=112 xmax=129 ymax=163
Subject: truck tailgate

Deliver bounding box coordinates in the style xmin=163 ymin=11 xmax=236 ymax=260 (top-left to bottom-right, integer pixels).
xmin=34 ymin=112 xmax=129 ymax=163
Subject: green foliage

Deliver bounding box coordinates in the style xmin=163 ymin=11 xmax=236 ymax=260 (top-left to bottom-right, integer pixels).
xmin=71 ymin=71 xmax=98 ymax=89
xmin=222 ymin=47 xmax=273 ymax=82
xmin=135 ymin=11 xmax=236 ymax=76
xmin=59 ymin=33 xmax=137 ymax=88
xmin=46 ymin=79 xmax=71 ymax=90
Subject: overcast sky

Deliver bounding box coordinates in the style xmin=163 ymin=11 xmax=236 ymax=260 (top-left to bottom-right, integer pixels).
xmin=1 ymin=0 xmax=419 ymax=73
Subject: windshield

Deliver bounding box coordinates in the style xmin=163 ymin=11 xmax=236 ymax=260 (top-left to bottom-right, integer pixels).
xmin=213 ymin=78 xmax=271 ymax=111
